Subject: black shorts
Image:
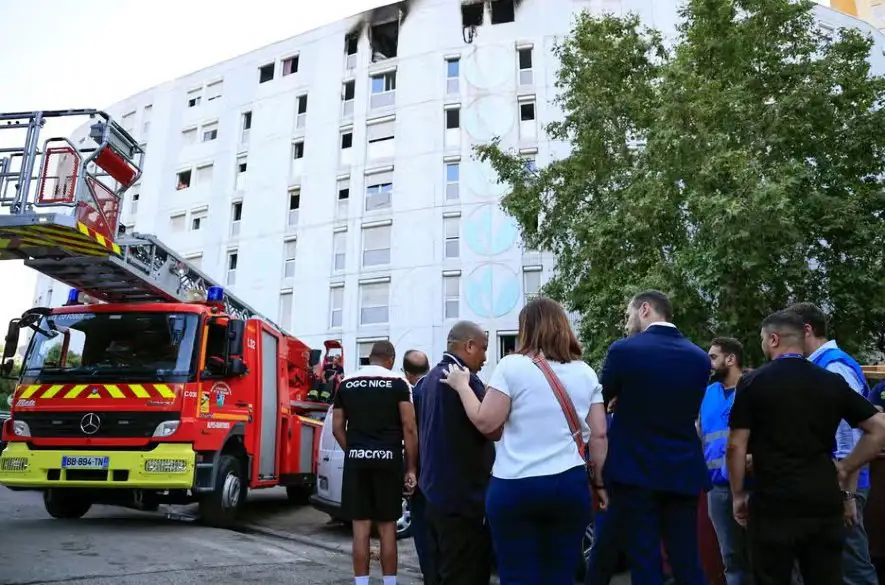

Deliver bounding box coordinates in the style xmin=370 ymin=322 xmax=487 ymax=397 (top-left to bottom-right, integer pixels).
xmin=342 ymin=463 xmax=403 ymax=522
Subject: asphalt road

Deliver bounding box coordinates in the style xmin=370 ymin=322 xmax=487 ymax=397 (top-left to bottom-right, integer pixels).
xmin=0 ymin=487 xmax=402 ymax=585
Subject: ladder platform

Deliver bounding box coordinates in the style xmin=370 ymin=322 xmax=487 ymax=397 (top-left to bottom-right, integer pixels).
xmin=0 ymin=213 xmax=120 ymax=262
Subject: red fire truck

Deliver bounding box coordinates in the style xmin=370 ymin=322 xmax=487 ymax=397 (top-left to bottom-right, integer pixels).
xmin=0 ymin=110 xmax=333 ymax=527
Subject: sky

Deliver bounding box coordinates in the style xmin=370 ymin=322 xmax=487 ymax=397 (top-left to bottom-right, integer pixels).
xmin=0 ymin=0 xmax=391 ymax=348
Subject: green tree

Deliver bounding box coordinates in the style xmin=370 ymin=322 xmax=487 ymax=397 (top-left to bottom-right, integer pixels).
xmin=0 ymin=345 xmax=21 ymax=408
xmin=477 ymin=0 xmax=885 ymax=365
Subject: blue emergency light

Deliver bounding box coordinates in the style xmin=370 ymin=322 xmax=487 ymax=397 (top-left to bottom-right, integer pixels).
xmin=66 ymin=289 xmax=80 ymax=305
xmin=207 ymin=286 xmax=225 ymax=303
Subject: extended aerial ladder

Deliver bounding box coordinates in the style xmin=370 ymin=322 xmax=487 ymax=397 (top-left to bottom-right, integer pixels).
xmin=0 ymin=110 xmax=273 ymax=326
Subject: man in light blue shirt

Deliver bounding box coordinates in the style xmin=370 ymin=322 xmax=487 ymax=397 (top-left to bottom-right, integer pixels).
xmin=789 ymin=303 xmax=877 ymax=585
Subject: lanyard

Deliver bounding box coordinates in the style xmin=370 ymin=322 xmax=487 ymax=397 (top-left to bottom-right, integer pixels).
xmin=776 ymin=353 xmax=805 ymax=360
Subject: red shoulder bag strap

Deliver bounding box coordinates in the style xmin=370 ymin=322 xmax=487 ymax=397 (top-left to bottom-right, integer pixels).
xmin=530 ymin=352 xmax=588 ymax=463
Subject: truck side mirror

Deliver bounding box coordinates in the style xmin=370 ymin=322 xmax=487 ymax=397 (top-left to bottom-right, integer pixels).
xmin=3 ymin=319 xmax=20 ymax=361
xmin=227 ymin=319 xmax=245 ymax=356
xmin=309 ymin=349 xmax=322 ymax=368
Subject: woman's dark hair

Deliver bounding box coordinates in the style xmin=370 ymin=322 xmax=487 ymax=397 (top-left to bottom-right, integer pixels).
xmin=515 ymin=297 xmax=583 ymax=363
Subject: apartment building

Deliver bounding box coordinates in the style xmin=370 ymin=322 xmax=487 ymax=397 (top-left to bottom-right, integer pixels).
xmin=32 ymin=0 xmax=885 ymax=378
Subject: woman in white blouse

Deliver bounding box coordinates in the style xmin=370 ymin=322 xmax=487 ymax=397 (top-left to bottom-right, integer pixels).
xmin=442 ymin=297 xmax=608 ymax=585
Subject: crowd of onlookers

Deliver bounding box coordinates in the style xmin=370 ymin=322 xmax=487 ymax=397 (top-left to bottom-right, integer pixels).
xmin=329 ymin=291 xmax=885 ymax=585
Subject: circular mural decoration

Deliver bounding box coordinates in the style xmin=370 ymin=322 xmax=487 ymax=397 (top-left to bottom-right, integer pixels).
xmin=463 ymin=45 xmax=513 ymax=90
xmin=462 ymin=95 xmax=516 ymax=143
xmin=465 ymin=263 xmax=521 ymax=319
xmin=465 ymin=160 xmax=510 ymax=200
xmin=464 ymin=204 xmax=519 ymax=257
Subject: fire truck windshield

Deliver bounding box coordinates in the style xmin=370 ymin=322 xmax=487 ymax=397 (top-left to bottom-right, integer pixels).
xmin=21 ymin=312 xmax=199 ymax=383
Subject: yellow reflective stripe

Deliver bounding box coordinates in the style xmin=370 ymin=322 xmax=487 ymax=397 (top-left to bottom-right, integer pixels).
xmin=19 ymin=385 xmax=41 ymax=399
xmin=40 ymin=385 xmax=65 ymax=399
xmin=95 ymin=233 xmax=107 ymax=247
xmin=77 ymin=222 xmax=91 ymax=236
xmin=64 ymin=384 xmax=88 ymax=398
xmin=111 ymin=242 xmax=121 ymax=255
xmin=155 ymin=384 xmax=175 ymax=398
xmin=87 ymin=392 xmax=101 ymax=399
xmin=105 ymin=384 xmax=125 ymax=399
xmin=129 ymin=384 xmax=151 ymax=398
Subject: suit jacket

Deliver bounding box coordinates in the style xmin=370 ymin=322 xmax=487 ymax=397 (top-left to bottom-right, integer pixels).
xmin=601 ymin=324 xmax=711 ymax=495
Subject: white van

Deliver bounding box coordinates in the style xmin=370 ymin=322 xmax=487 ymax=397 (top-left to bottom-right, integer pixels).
xmin=309 ymin=407 xmax=412 ymax=539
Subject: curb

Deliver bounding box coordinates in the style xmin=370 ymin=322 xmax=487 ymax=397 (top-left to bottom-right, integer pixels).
xmin=242 ymin=523 xmax=424 ymax=574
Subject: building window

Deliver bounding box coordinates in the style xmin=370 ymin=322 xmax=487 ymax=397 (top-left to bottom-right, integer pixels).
xmin=358 ymin=338 xmax=388 ymax=366
xmin=190 ymin=208 xmax=207 ymax=231
xmin=337 ymin=178 xmax=350 ymax=217
xmin=283 ymin=239 xmax=297 ymax=279
xmin=186 ymin=89 xmax=201 ymax=108
xmin=176 ymin=170 xmax=191 ymax=190
xmin=520 ymin=101 xmax=535 ymax=122
xmin=362 ymin=224 xmax=392 ymax=267
xmin=524 ymin=157 xmax=537 ymax=172
xmin=365 ymin=173 xmax=393 ymax=211
xmin=444 ymin=216 xmax=460 ymax=259
xmin=461 ymin=2 xmax=484 ymax=27
xmin=170 ymin=212 xmax=186 ymax=232
xmin=182 ymin=127 xmax=198 ymax=145
xmin=206 ymin=80 xmax=223 ymax=101
xmin=499 ymin=332 xmax=517 ymax=358
xmin=518 ymin=48 xmax=534 ymax=85
xmin=201 ymin=122 xmax=218 ymax=142
xmin=445 ymin=162 xmax=460 ymax=200
xmin=292 ymin=141 xmax=305 ymax=160
xmin=235 ymin=155 xmax=248 ymax=191
xmin=444 ymin=275 xmax=460 ymax=319
xmin=360 ymin=281 xmax=390 ymax=325
xmin=196 ymin=164 xmax=214 ymax=185
xmin=345 ymin=33 xmax=359 ymax=69
xmin=121 ymin=112 xmax=136 ymax=134
xmin=282 ymin=55 xmax=299 ymax=76
xmin=341 ymin=131 xmax=353 ymax=150
xmin=491 ymin=0 xmax=516 ymax=24
xmin=520 ymin=100 xmax=537 ymax=142
xmin=130 ymin=191 xmax=139 ymax=215
xmin=370 ymin=20 xmax=399 ymax=62
xmin=333 ymin=231 xmax=347 ymax=271
xmin=288 ymin=188 xmax=300 ymax=227
xmin=367 ymin=119 xmax=395 ymax=160
xmin=370 ymin=71 xmax=397 ymax=109
xmin=295 ymin=94 xmax=308 ymax=129
xmin=230 ymin=201 xmax=243 ymax=237
xmin=342 ymin=80 xmax=355 ymax=116
xmin=227 ymin=251 xmax=238 ymax=285
xmin=524 ymin=268 xmax=542 ymax=301
xmin=259 ymin=62 xmax=275 ymax=84
xmin=186 ymin=254 xmax=203 ymax=270
xmin=446 ymin=58 xmax=460 ymax=94
xmin=279 ymin=291 xmax=293 ymax=326
xmin=241 ymin=111 xmax=252 ymax=143
xmin=142 ymin=105 xmax=153 ymax=134
xmin=330 ymin=286 xmax=344 ymax=328
xmin=445 ymin=108 xmax=460 ymax=130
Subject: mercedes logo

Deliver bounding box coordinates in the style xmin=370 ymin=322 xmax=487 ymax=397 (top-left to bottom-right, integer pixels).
xmin=80 ymin=413 xmax=101 ymax=435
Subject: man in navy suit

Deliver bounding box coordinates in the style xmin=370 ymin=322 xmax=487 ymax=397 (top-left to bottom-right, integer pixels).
xmin=600 ymin=290 xmax=711 ymax=585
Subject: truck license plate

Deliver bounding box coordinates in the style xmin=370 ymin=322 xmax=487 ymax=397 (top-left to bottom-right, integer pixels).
xmin=61 ymin=456 xmax=109 ymax=469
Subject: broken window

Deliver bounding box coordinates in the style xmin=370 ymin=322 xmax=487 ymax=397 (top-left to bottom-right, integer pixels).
xmin=283 ymin=55 xmax=299 ymax=76
xmin=370 ymin=20 xmax=399 ymax=62
xmin=491 ymin=0 xmax=515 ymax=24
xmin=258 ymin=63 xmax=275 ymax=84
xmin=461 ymin=1 xmax=484 ymax=27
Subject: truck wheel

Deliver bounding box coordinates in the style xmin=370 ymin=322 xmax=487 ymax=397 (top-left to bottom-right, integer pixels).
xmin=286 ymin=485 xmax=311 ymax=505
xmin=43 ymin=489 xmax=92 ymax=519
xmin=199 ymin=454 xmax=244 ymax=528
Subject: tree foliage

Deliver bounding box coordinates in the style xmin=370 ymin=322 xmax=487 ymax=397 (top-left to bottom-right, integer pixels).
xmin=477 ymin=0 xmax=885 ymax=365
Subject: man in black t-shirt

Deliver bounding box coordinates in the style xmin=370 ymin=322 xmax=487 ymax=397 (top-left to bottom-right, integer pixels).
xmin=332 ymin=340 xmax=418 ymax=585
xmin=727 ymin=310 xmax=885 ymax=585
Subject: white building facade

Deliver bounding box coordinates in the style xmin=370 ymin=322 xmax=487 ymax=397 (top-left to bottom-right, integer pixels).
xmin=32 ymin=0 xmax=885 ymax=378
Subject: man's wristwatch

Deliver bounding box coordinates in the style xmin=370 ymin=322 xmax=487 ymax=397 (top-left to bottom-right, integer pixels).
xmin=842 ymin=490 xmax=857 ymax=501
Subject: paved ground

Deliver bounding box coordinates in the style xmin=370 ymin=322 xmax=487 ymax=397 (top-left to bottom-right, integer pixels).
xmin=0 ymin=487 xmax=423 ymax=585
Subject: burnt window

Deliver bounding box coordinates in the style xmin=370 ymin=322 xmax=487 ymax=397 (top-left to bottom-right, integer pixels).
xmin=461 ymin=2 xmax=484 ymax=27
xmin=370 ymin=21 xmax=399 ymax=62
xmin=491 ymin=0 xmax=515 ymax=24
xmin=346 ymin=33 xmax=359 ymax=56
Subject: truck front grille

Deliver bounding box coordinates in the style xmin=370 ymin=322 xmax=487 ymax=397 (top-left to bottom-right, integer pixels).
xmin=16 ymin=412 xmax=176 ymax=439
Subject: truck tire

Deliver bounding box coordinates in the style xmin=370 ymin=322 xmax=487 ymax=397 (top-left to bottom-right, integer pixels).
xmin=199 ymin=454 xmax=244 ymax=528
xmin=43 ymin=489 xmax=92 ymax=519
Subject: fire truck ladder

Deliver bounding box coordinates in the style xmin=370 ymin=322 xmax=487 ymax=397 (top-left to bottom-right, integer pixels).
xmin=0 ymin=110 xmax=273 ymax=326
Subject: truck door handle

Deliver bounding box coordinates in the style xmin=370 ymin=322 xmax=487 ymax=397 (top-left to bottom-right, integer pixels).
xmin=235 ymin=402 xmax=248 ymax=407
xmin=322 ymin=456 xmax=330 ymax=462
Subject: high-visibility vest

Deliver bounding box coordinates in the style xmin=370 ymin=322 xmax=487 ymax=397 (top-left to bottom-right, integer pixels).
xmin=699 ymin=382 xmax=735 ymax=485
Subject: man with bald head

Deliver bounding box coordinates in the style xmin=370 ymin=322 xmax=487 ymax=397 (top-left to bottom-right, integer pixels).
xmin=403 ymin=350 xmax=430 ymax=386
xmin=416 ymin=321 xmax=495 ymax=585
